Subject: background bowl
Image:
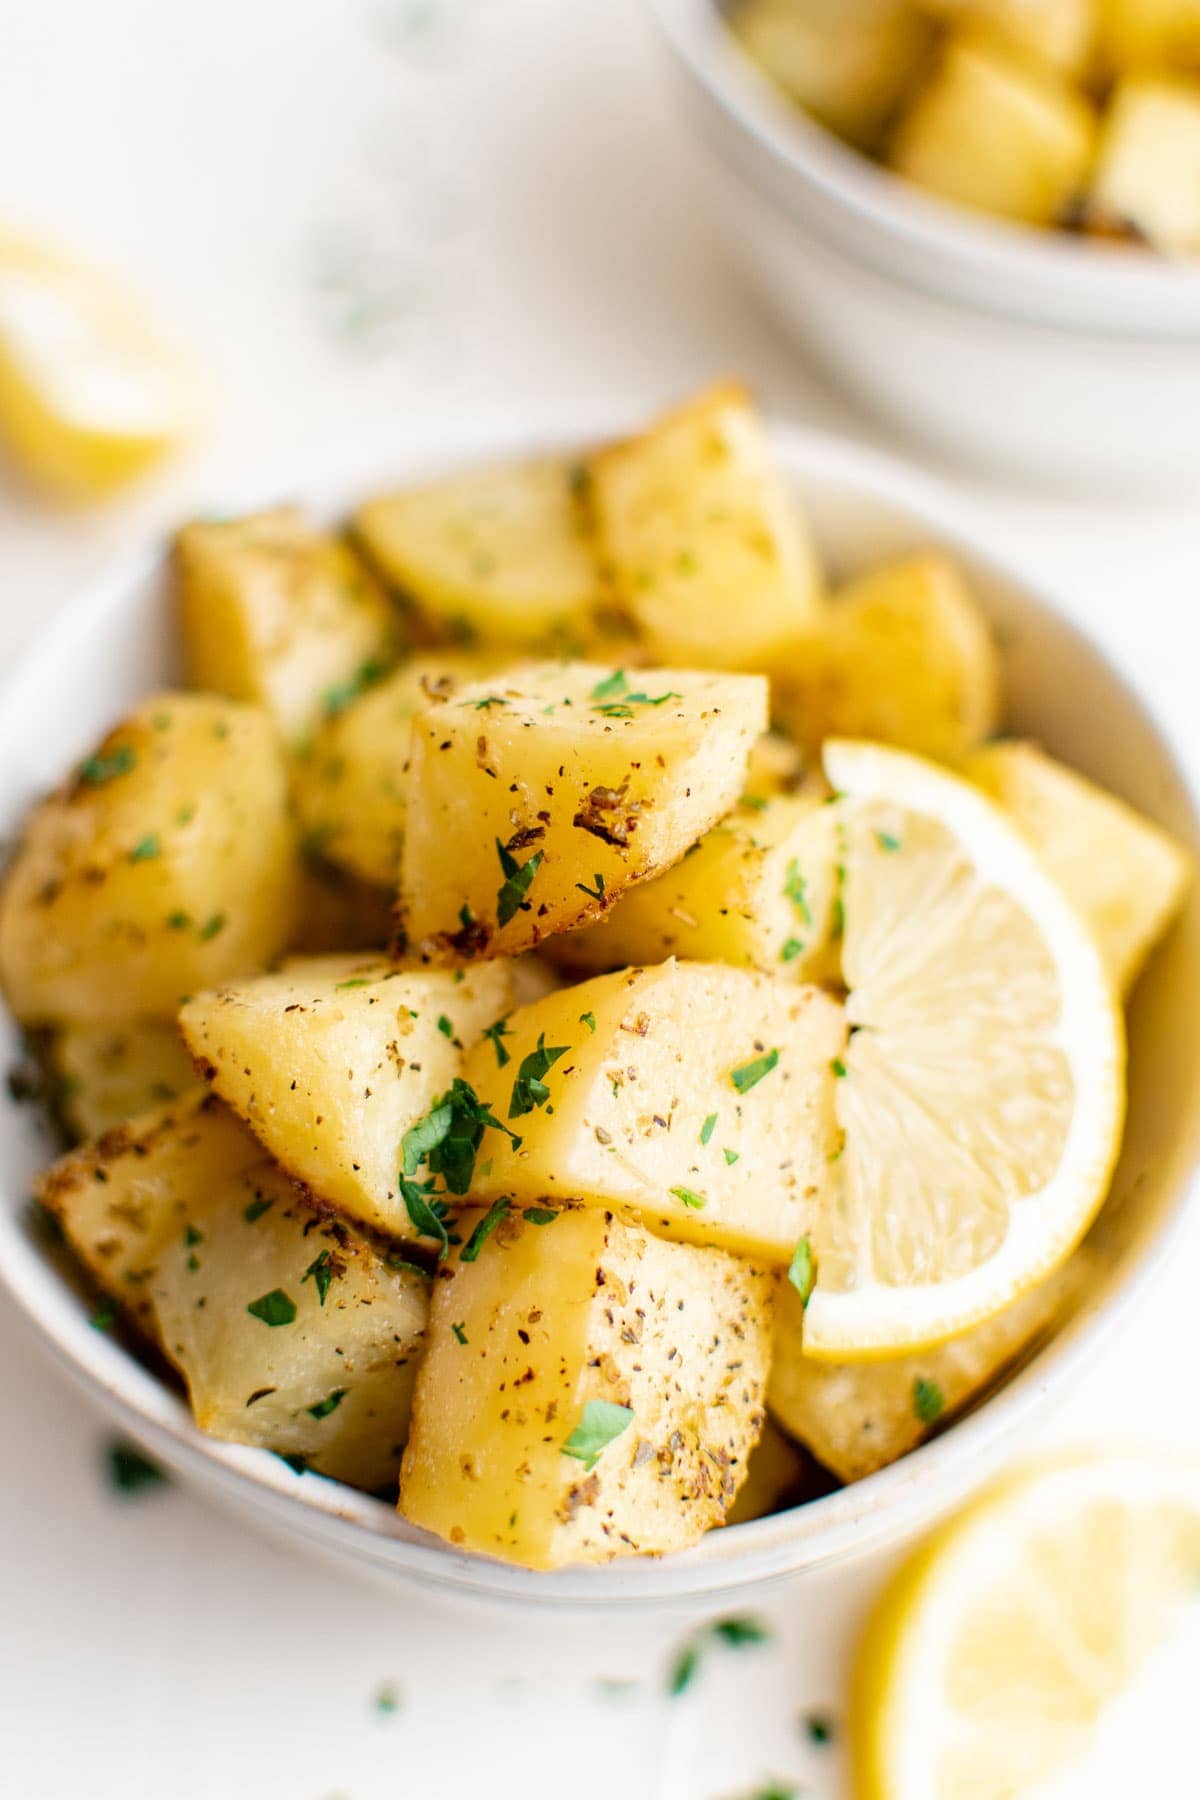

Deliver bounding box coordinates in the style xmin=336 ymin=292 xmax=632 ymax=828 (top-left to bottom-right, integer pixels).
xmin=651 ymin=0 xmax=1200 ymax=490
xmin=1 ymin=417 xmax=1198 ymax=1611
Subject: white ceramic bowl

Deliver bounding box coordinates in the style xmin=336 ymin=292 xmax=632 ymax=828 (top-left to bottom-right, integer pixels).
xmin=651 ymin=0 xmax=1200 ymax=490
xmin=1 ymin=417 xmax=1198 ymax=1612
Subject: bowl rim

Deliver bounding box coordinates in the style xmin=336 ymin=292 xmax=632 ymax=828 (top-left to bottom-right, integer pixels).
xmin=1 ymin=411 xmax=1198 ymax=1610
xmin=649 ymin=0 xmax=1200 ymax=335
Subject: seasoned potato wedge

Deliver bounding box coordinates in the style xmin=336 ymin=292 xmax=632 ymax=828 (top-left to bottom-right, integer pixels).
xmin=969 ymin=741 xmax=1192 ymax=994
xmin=398 ymin=662 xmax=767 ymax=963
xmin=1087 ymin=77 xmax=1200 ymax=254
xmin=37 ymin=1093 xmax=429 ymax=1490
xmin=0 ymin=693 xmax=298 ymax=1024
xmin=773 ymin=553 xmax=999 ymax=765
xmin=290 ymin=650 xmax=507 ymax=888
xmin=176 ymin=508 xmax=399 ymax=743
xmin=917 ymin=0 xmax=1094 ymax=73
xmin=890 ymin=31 xmax=1097 ymax=225
xmin=769 ymin=1250 xmax=1090 ymax=1482
xmin=588 ymin=383 xmax=823 ymax=671
xmin=354 ymin=457 xmax=602 ymax=648
xmin=462 ymin=960 xmax=845 ymax=1262
xmin=399 ymin=1202 xmax=773 ymax=1569
xmin=552 ymin=792 xmax=841 ymax=984
xmin=732 ymin=0 xmax=936 ymax=149
xmin=1097 ymin=0 xmax=1200 ymax=76
xmin=47 ymin=1017 xmax=197 ymax=1140
xmin=179 ymin=953 xmax=512 ymax=1240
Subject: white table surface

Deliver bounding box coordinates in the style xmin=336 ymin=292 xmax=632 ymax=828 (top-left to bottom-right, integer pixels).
xmin=1 ymin=4 xmax=1198 ymax=1796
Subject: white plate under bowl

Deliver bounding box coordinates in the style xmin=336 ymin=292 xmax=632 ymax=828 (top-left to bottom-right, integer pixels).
xmin=1 ymin=417 xmax=1198 ymax=1612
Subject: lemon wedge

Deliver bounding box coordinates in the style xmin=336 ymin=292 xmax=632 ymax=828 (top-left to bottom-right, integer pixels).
xmin=851 ymin=1453 xmax=1200 ymax=1799
xmin=803 ymin=739 xmax=1124 ymax=1360
xmin=0 ymin=233 xmax=198 ymax=497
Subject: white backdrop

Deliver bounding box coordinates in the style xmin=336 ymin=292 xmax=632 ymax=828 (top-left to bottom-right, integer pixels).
xmin=0 ymin=4 xmax=1198 ymax=1795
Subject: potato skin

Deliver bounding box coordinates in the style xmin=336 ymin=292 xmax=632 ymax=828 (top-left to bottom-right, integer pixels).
xmin=37 ymin=1092 xmax=429 ymax=1490
xmin=399 ymin=1203 xmax=774 ymax=1569
xmin=179 ymin=953 xmax=512 ymax=1241
xmin=0 ymin=692 xmax=299 ymax=1024
xmin=175 ymin=508 xmax=399 ymax=743
xmin=463 ymin=959 xmax=845 ymax=1263
xmin=398 ymin=661 xmax=767 ymax=963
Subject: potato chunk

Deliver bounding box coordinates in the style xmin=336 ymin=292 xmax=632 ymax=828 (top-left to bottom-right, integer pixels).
xmin=917 ymin=0 xmax=1094 ymax=74
xmin=969 ymin=741 xmax=1192 ymax=994
xmin=462 ymin=960 xmax=845 ymax=1262
xmin=588 ymin=384 xmax=822 ymax=671
xmin=0 ymin=693 xmax=298 ymax=1024
xmin=37 ymin=1093 xmax=429 ymax=1490
xmin=889 ymin=32 xmax=1097 ymax=225
xmin=552 ymin=793 xmax=841 ymax=984
xmin=773 ymin=553 xmax=999 ymax=765
xmin=399 ymin=1203 xmax=774 ymax=1569
xmin=769 ymin=1250 xmax=1089 ymax=1482
xmin=1087 ymin=78 xmax=1200 ymax=254
xmin=176 ymin=508 xmax=398 ymax=743
xmin=290 ymin=650 xmax=507 ymax=888
xmin=47 ymin=1017 xmax=198 ymax=1140
xmin=732 ymin=0 xmax=936 ymax=149
xmin=179 ymin=953 xmax=512 ymax=1239
xmin=398 ymin=662 xmax=767 ymax=963
xmin=1097 ymin=0 xmax=1200 ymax=76
xmin=354 ymin=457 xmax=602 ymax=648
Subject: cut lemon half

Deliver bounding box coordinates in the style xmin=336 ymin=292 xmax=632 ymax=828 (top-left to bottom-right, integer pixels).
xmin=851 ymin=1452 xmax=1200 ymax=1799
xmin=0 ymin=233 xmax=199 ymax=498
xmin=804 ymin=739 xmax=1124 ymax=1360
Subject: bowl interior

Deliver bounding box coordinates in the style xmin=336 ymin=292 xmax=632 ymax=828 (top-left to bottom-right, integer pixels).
xmin=1 ymin=420 xmax=1198 ymax=1609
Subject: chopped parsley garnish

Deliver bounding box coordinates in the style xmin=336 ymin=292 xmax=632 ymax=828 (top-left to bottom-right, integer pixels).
xmin=183 ymin=1223 xmax=202 ymax=1247
xmin=80 ymin=745 xmax=136 ymax=786
xmin=575 ymin=872 xmax=606 ymax=902
xmin=451 ymin=1322 xmax=468 ymax=1345
xmin=590 ymin=669 xmax=628 ymax=701
xmin=335 ymin=976 xmax=371 ymax=989
xmin=730 ymin=1048 xmax=779 ymax=1094
xmin=247 ymin=1288 xmax=296 ymax=1326
xmin=198 ymin=912 xmax=226 ymax=942
xmin=90 ymin=1304 xmax=115 ymax=1332
xmin=913 ymin=1377 xmax=945 ymax=1424
xmin=588 ymin=668 xmax=680 ymax=715
xmin=670 ymin=1186 xmax=707 ymax=1210
xmin=495 ymin=838 xmax=544 ymax=927
xmin=830 ymin=1056 xmax=847 ymax=1078
xmin=482 ymin=1016 xmax=512 ymax=1067
xmin=472 ymin=694 xmax=509 ymax=710
xmin=374 ymin=1682 xmax=402 ymax=1715
xmin=404 ymin=1079 xmax=519 ymax=1194
xmin=460 ymin=1197 xmax=511 ymax=1262
xmin=166 ymin=910 xmax=191 ymax=930
xmin=400 ymin=1181 xmax=449 ymax=1256
xmin=278 ymin=1453 xmax=309 ymax=1475
xmin=302 ymin=1250 xmax=334 ymax=1305
xmin=782 ymin=858 xmax=811 ymax=924
xmin=700 ymin=1112 xmax=718 ymax=1146
xmin=128 ymin=833 xmax=160 ymax=863
xmin=667 ymin=1615 xmax=772 ymax=1697
xmin=562 ymin=1399 xmax=634 ymax=1471
xmin=107 ymin=1439 xmax=169 ymax=1496
xmin=322 ymin=658 xmax=388 ymax=718
xmin=787 ymin=1236 xmax=816 ymax=1309
xmin=436 ymin=1014 xmax=454 ymax=1038
xmin=804 ymin=1712 xmax=835 ymax=1746
xmin=875 ymin=829 xmax=902 ymax=853
xmin=243 ymin=1195 xmax=273 ymax=1224
xmin=780 ymin=937 xmax=805 ymax=963
xmin=669 ymin=1642 xmax=701 ymax=1698
xmin=579 ymin=1010 xmax=596 ymax=1034
xmin=523 ymin=1206 xmax=559 ymax=1225
xmin=307 ymin=1387 xmax=347 ymax=1420
xmin=509 ymin=1033 xmax=569 ymax=1119
xmin=739 ymin=793 xmax=768 ymax=812
xmin=723 ymin=1147 xmax=740 ymax=1165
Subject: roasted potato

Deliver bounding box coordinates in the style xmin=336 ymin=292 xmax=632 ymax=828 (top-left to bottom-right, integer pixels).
xmin=769 ymin=1250 xmax=1090 ymax=1482
xmin=1097 ymin=0 xmax=1200 ymax=75
xmin=773 ymin=553 xmax=1000 ymax=765
xmin=47 ymin=1016 xmax=197 ymax=1140
xmin=354 ymin=456 xmax=603 ymax=649
xmin=1086 ymin=77 xmax=1200 ymax=254
xmin=969 ymin=741 xmax=1192 ymax=994
xmin=462 ymin=959 xmax=845 ymax=1263
xmin=588 ymin=384 xmax=823 ymax=671
xmin=398 ymin=661 xmax=767 ymax=963
xmin=551 ymin=791 xmax=841 ymax=984
xmin=0 ymin=693 xmax=298 ymax=1024
xmin=889 ymin=31 xmax=1097 ymax=225
xmin=175 ymin=508 xmax=399 ymax=743
xmin=731 ymin=0 xmax=936 ymax=149
xmin=917 ymin=0 xmax=1094 ymax=73
xmin=290 ymin=649 xmax=508 ymax=889
xmin=179 ymin=953 xmax=512 ymax=1240
xmin=399 ymin=1202 xmax=774 ymax=1568
xmin=37 ymin=1092 xmax=428 ymax=1490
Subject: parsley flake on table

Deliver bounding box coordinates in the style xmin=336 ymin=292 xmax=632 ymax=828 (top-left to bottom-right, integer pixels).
xmin=495 ymin=838 xmax=544 ymax=927
xmin=106 ymin=1439 xmax=169 ymax=1496
xmin=561 ymin=1399 xmax=634 ymax=1471
xmin=247 ymin=1288 xmax=296 ymax=1326
xmin=666 ymin=1614 xmax=773 ymax=1698
xmin=730 ymin=1048 xmax=779 ymax=1094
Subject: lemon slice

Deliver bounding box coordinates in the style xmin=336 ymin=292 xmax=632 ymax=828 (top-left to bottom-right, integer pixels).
xmin=852 ymin=1453 xmax=1200 ymax=1799
xmin=0 ymin=233 xmax=199 ymax=497
xmin=804 ymin=739 xmax=1124 ymax=1360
